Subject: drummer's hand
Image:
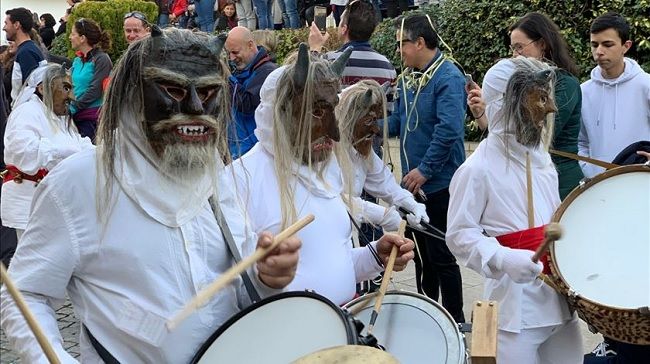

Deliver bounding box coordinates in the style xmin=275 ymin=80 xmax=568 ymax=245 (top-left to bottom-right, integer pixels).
xmin=255 ymin=232 xmax=301 ymax=289
xmin=376 ymin=234 xmax=415 ymax=271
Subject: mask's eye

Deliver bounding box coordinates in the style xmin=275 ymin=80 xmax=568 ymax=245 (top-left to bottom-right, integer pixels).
xmin=197 ymin=87 xmax=217 ymax=102
xmin=160 ymin=84 xmax=187 ymax=101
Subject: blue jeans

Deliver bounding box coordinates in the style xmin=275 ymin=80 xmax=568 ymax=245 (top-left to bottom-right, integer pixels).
xmin=196 ymin=0 xmax=216 ymax=32
xmin=275 ymin=0 xmax=290 ymax=28
xmin=253 ymin=0 xmax=274 ymax=29
xmin=280 ymin=0 xmax=300 ymax=28
xmin=157 ymin=13 xmax=170 ymax=27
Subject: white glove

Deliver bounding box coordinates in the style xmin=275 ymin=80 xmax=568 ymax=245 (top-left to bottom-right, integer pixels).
xmin=398 ymin=198 xmax=430 ymax=227
xmin=492 ymin=248 xmax=543 ymax=284
xmin=404 ymin=202 xmax=429 ymax=228
xmin=379 ymin=206 xmax=402 ymax=232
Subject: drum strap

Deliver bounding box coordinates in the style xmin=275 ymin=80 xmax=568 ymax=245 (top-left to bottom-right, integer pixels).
xmin=84 ymin=325 xmax=120 ymax=364
xmin=209 ymin=197 xmax=262 ymax=303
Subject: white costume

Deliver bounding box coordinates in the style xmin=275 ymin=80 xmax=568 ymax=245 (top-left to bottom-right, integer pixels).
xmin=579 ymin=57 xmax=650 ymax=177
xmin=344 ymin=148 xmax=427 ymax=231
xmin=2 ymin=67 xmax=93 ymax=230
xmin=446 ymin=59 xmax=582 ymax=363
xmin=1 ymin=129 xmax=278 ymax=363
xmin=230 ymin=67 xmax=383 ymax=305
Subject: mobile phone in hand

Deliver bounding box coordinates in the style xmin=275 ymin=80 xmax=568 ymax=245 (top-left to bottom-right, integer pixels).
xmin=315 ymin=6 xmax=327 ymax=34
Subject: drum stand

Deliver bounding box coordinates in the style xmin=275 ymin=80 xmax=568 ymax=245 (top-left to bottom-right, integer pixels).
xmin=459 ymin=300 xmax=498 ymax=364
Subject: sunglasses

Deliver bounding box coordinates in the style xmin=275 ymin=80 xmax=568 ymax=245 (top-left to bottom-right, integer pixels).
xmin=124 ymin=11 xmax=147 ymax=21
xmin=396 ymin=38 xmax=414 ymax=49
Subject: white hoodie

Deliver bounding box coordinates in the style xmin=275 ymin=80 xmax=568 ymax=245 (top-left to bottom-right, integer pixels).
xmin=579 ymin=57 xmax=650 ymax=177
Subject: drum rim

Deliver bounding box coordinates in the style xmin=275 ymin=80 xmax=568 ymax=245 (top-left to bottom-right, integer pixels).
xmin=190 ymin=291 xmax=357 ymax=363
xmin=550 ymin=164 xmax=650 ymax=312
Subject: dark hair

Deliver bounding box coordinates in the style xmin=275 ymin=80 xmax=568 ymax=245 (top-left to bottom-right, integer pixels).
xmin=394 ymin=14 xmax=439 ymax=50
xmin=74 ymin=18 xmax=112 ymax=51
xmin=591 ymin=12 xmax=630 ymax=43
xmin=5 ymin=8 xmax=35 ymax=33
xmin=40 ymin=13 xmax=56 ymax=28
xmin=341 ymin=0 xmax=377 ymax=42
xmin=509 ymin=12 xmax=579 ymax=77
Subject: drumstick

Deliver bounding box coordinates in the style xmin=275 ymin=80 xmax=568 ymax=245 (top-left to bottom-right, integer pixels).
xmin=167 ymin=214 xmax=315 ymax=331
xmin=526 ymin=152 xmax=534 ymax=229
xmin=367 ymin=222 xmax=405 ymax=334
xmin=532 ymin=222 xmax=563 ymax=263
xmin=0 ymin=263 xmax=61 ymax=364
xmin=549 ymin=149 xmax=619 ymax=170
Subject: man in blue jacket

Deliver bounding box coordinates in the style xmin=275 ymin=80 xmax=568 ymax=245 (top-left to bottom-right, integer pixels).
xmin=388 ymin=14 xmax=466 ymax=323
xmin=225 ymin=26 xmax=277 ymax=160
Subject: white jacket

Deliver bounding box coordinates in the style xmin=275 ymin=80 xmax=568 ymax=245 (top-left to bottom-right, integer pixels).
xmin=0 ymin=147 xmax=278 ymax=363
xmin=579 ymin=57 xmax=650 ymax=177
xmin=1 ymin=95 xmax=93 ymax=229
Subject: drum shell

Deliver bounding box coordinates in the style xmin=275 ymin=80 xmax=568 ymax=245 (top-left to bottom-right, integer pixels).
xmin=548 ymin=165 xmax=650 ymax=345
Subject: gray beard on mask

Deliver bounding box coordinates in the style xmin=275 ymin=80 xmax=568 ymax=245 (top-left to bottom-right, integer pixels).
xmin=158 ymin=141 xmax=218 ymax=182
xmin=515 ymin=118 xmax=543 ymax=147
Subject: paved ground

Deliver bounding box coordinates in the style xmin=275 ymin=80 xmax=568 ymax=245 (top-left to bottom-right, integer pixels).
xmin=0 ymin=140 xmax=602 ymax=362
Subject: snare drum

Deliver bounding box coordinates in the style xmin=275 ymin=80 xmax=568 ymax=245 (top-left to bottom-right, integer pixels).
xmin=549 ymin=165 xmax=650 ymax=344
xmin=191 ymin=291 xmax=359 ymax=363
xmin=344 ymin=291 xmax=467 ymax=364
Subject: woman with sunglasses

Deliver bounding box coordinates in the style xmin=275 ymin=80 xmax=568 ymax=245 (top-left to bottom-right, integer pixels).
xmin=468 ymin=12 xmax=583 ymax=200
xmin=69 ymin=18 xmax=112 ymax=142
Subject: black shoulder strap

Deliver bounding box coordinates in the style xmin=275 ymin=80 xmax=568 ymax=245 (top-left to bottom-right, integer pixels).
xmin=84 ymin=324 xmax=120 ymax=364
xmin=209 ymin=197 xmax=261 ymax=303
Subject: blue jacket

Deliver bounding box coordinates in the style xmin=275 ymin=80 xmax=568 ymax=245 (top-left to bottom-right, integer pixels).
xmin=228 ymin=47 xmax=277 ymax=159
xmin=388 ymin=51 xmax=467 ymax=194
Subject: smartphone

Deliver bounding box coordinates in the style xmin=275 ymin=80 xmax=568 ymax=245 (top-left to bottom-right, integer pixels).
xmin=465 ymin=73 xmax=478 ymax=92
xmin=314 ymin=6 xmax=327 ymax=34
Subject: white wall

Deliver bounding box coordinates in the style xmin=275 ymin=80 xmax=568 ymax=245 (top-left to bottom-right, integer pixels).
xmin=1 ymin=0 xmax=69 ymax=44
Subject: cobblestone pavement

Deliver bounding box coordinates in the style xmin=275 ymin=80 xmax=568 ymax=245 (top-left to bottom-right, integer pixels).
xmin=1 ymin=300 xmax=80 ymax=363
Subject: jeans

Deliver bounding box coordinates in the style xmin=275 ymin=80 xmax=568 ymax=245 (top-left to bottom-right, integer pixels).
xmin=253 ymin=0 xmax=274 ymax=29
xmin=236 ymin=0 xmax=257 ymax=29
xmin=158 ymin=13 xmax=170 ymax=27
xmin=196 ymin=0 xmax=216 ymax=31
xmin=280 ymin=0 xmax=300 ymax=28
xmin=405 ymin=188 xmax=465 ymax=323
xmin=275 ymin=0 xmax=290 ymax=27
xmin=177 ymin=15 xmax=188 ymax=29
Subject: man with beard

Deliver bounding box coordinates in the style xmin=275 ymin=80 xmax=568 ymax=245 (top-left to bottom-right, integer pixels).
xmin=0 ymin=28 xmax=300 ymax=363
xmin=1 ymin=63 xmax=93 ymax=241
xmin=3 ymin=8 xmax=46 ymax=103
xmin=446 ymin=57 xmax=582 ymax=363
xmin=334 ymin=80 xmax=427 ymax=237
xmin=231 ymin=45 xmax=415 ymax=306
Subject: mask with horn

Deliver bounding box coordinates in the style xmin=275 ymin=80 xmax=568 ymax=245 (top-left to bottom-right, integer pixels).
xmin=277 ymin=43 xmax=353 ymax=165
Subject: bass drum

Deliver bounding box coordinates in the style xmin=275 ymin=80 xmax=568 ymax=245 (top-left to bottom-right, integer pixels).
xmin=344 ymin=291 xmax=467 ymax=364
xmin=191 ymin=291 xmax=359 ymax=364
xmin=549 ymin=165 xmax=650 ymax=344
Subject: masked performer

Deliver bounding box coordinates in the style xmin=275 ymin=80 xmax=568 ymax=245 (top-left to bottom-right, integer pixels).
xmin=0 ymin=28 xmax=300 ymax=363
xmin=2 ymin=63 xmax=93 ymax=240
xmin=231 ymin=45 xmax=415 ymax=306
xmin=334 ymin=79 xmax=428 ymax=233
xmin=446 ymin=57 xmax=582 ymax=363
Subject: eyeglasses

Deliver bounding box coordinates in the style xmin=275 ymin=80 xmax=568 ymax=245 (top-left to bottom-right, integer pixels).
xmin=396 ymin=39 xmax=414 ymax=49
xmin=509 ymin=39 xmax=537 ymax=54
xmin=124 ymin=11 xmax=147 ymax=21
xmin=77 ymin=18 xmax=88 ymax=34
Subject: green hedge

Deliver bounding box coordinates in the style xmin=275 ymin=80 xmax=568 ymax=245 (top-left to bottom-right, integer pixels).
xmin=65 ymin=0 xmax=158 ymax=61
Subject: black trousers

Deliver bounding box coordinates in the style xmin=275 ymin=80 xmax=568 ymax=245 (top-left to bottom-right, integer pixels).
xmin=405 ymin=188 xmax=465 ymax=323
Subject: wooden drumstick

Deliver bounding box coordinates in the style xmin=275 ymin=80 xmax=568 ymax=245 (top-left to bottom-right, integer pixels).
xmin=532 ymin=223 xmax=563 ymax=263
xmin=526 ymin=152 xmax=535 ymax=229
xmin=0 ymin=263 xmax=61 ymax=364
xmin=367 ymin=222 xmax=405 ymax=334
xmin=167 ymin=214 xmax=315 ymax=331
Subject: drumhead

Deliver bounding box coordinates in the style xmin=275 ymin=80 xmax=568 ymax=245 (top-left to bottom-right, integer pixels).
xmin=192 ymin=291 xmax=356 ymax=364
xmin=553 ymin=166 xmax=650 ymax=309
xmin=344 ymin=291 xmax=466 ymax=364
